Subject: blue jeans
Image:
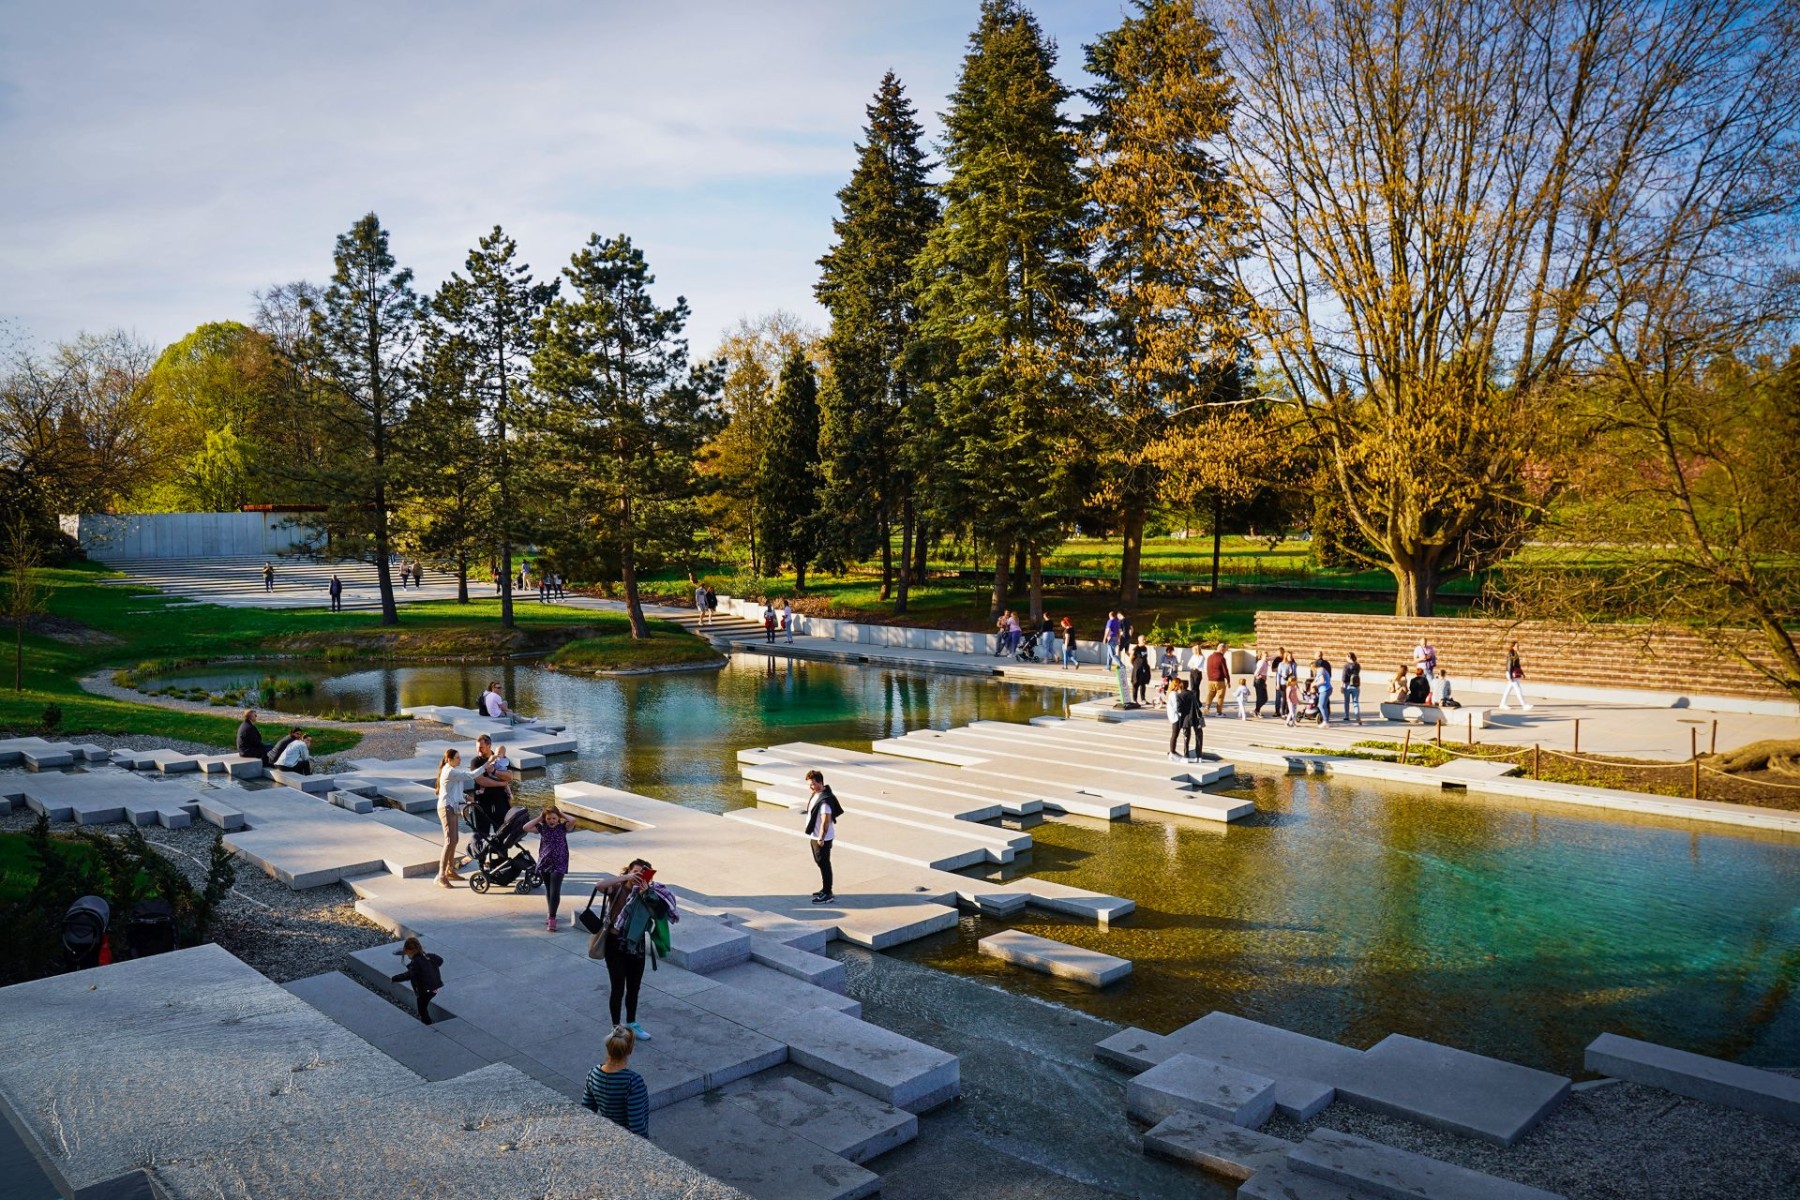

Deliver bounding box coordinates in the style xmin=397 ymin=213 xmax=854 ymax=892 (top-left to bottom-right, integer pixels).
xmin=1317 ymin=686 xmax=1332 ymax=721
xmin=1343 ymin=686 xmax=1361 ymax=722
xmin=1063 ymin=641 xmax=1077 ymax=667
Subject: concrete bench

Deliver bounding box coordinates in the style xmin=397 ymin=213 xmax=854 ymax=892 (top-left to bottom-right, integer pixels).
xmin=1378 ymin=702 xmax=1487 ymax=728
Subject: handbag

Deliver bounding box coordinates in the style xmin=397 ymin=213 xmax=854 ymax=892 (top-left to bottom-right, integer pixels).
xmin=576 ymin=885 xmax=605 ymax=935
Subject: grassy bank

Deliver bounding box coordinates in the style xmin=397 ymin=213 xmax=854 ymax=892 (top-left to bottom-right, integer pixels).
xmin=547 ymin=622 xmax=724 ymax=672
xmin=0 ymin=563 xmax=716 ymax=751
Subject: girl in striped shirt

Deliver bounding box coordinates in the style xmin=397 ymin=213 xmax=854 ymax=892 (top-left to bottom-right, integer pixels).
xmin=582 ymin=1024 xmax=649 ymax=1137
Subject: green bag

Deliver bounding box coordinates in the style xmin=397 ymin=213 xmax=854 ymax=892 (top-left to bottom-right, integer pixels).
xmin=651 ymin=915 xmax=672 ymax=957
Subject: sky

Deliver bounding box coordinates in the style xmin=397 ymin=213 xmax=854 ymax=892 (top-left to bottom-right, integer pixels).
xmin=0 ymin=0 xmax=1121 ymax=359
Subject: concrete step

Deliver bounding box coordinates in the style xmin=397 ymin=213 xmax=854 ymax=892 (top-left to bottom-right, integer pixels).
xmin=748 ymin=934 xmax=846 ymax=991
xmin=1162 ymin=1011 xmax=1363 ymax=1121
xmin=979 ymin=929 xmax=1131 ymax=988
xmin=1289 ymin=1127 xmax=1566 ymax=1200
xmin=749 ymin=783 xmax=1029 ymax=860
xmin=1127 ymin=1053 xmax=1278 ymax=1129
xmin=746 ymin=742 xmax=1042 ymax=817
xmin=653 ymin=1087 xmax=881 ymax=1200
xmin=1142 ymin=1108 xmax=1295 ymax=1180
xmin=724 ymin=805 xmax=999 ymax=872
xmin=1335 ymin=1034 xmax=1569 ymax=1147
xmin=705 ymin=961 xmax=861 ymax=1018
xmin=716 ymin=1069 xmax=918 ymax=1164
xmin=766 ymin=1007 xmax=959 ymax=1114
xmin=1584 ymin=1032 xmax=1800 ymax=1123
xmin=281 ymin=971 xmax=488 ymax=1082
xmin=1240 ymin=1161 xmax=1385 ymax=1199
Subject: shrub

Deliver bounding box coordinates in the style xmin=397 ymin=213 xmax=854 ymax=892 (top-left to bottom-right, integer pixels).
xmin=39 ymin=702 xmax=61 ymax=732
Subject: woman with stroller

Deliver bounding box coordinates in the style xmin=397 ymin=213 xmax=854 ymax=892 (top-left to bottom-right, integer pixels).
xmin=523 ymin=801 xmax=572 ymax=931
xmin=589 ymin=860 xmax=659 ymax=1042
xmin=583 ymin=1024 xmax=650 ymax=1137
xmin=435 ymin=749 xmax=501 ymax=889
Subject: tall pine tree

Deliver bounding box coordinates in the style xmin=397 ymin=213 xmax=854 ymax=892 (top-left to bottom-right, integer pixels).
xmin=754 ymin=351 xmax=824 ymax=590
xmin=430 ymin=226 xmax=557 ymax=626
xmin=532 ymin=235 xmax=723 ymax=638
xmin=815 ymin=71 xmax=938 ymax=612
xmin=1081 ymin=0 xmax=1251 ymax=608
xmin=305 ymin=214 xmax=422 ymax=625
xmin=398 ymin=316 xmax=488 ymax=602
xmin=913 ymin=0 xmax=1089 ymax=620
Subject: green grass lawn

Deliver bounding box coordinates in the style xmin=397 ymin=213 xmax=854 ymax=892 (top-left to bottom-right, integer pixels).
xmin=0 ymin=562 xmax=714 ymax=751
xmin=548 ymin=622 xmax=724 ymax=672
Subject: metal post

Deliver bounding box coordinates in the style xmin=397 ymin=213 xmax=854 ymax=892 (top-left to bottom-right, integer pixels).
xmin=1710 ymin=719 xmax=1718 ymax=756
xmin=1401 ymin=728 xmax=1412 ymax=764
xmin=1691 ymin=728 xmax=1700 ymax=799
xmin=1573 ymin=719 xmax=1581 ymax=755
xmin=1467 ymin=713 xmax=1474 ymax=746
xmin=1534 ymin=743 xmax=1541 ymax=778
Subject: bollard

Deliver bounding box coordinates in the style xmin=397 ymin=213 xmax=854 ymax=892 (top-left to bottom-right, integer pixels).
xmin=1467 ymin=712 xmax=1474 ymax=746
xmin=1574 ymin=718 xmax=1581 ymax=755
xmin=1710 ymin=719 xmax=1718 ymax=756
xmin=1402 ymin=728 xmax=1412 ymax=764
xmin=1534 ymin=743 xmax=1541 ymax=779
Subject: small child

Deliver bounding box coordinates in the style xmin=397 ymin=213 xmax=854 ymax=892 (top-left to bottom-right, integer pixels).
xmin=1284 ymin=675 xmax=1303 ymax=727
xmin=390 ymin=935 xmax=444 ymax=1025
xmin=1232 ymin=678 xmax=1251 ymax=720
xmin=583 ymin=1024 xmax=650 ymax=1137
xmin=1156 ymin=644 xmax=1180 ymax=701
xmin=523 ymin=801 xmax=571 ymax=932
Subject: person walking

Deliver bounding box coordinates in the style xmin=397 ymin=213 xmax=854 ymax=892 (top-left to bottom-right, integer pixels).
xmin=466 ymin=734 xmax=513 ymax=848
xmin=523 ymin=802 xmax=571 ymax=931
xmin=435 ymin=749 xmax=498 ymax=888
xmin=1272 ymin=645 xmax=1289 ymax=719
xmin=704 ymin=585 xmax=718 ymax=623
xmin=261 ymin=561 xmax=274 ymax=592
xmin=327 ymin=574 xmax=343 ymax=612
xmin=1499 ymin=641 xmax=1532 ymax=710
xmin=586 ymin=860 xmax=658 ymax=1040
xmin=1252 ymin=650 xmax=1271 ymax=718
xmin=390 ymin=936 xmax=444 ymax=1024
xmin=695 ymin=582 xmax=710 ymax=626
xmin=1342 ymin=652 xmax=1363 ymax=724
xmin=782 ymin=599 xmax=795 ymax=644
xmin=490 ymin=565 xmax=501 ymax=595
xmin=1166 ymin=677 xmax=1196 ymax=761
xmin=1129 ymin=636 xmax=1152 ymax=706
xmin=804 ymin=769 xmax=840 ymax=904
xmin=763 ymin=600 xmax=778 ymax=643
xmin=583 ymin=1024 xmax=651 ymax=1138
xmin=1311 ymin=651 xmax=1333 ymax=726
xmin=1204 ymin=642 xmax=1230 ymax=716
xmin=1415 ymin=637 xmax=1438 ymax=679
xmin=1059 ymin=615 xmax=1077 ymax=669
xmin=1103 ymin=611 xmax=1123 ymax=669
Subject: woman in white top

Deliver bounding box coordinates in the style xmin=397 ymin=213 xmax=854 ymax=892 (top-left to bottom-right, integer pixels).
xmin=273 ymin=733 xmax=313 ymax=775
xmin=435 ymin=748 xmax=498 ymax=888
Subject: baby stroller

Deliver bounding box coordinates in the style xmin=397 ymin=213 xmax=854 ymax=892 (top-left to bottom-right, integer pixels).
xmin=1014 ymin=630 xmax=1042 ymax=663
xmin=1293 ymin=687 xmax=1324 ymax=725
xmin=464 ymin=805 xmax=541 ymax=895
xmin=62 ymin=895 xmax=110 ymax=970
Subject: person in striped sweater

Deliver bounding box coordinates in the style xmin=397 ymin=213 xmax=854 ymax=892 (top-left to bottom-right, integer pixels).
xmin=581 ymin=1024 xmax=649 ymax=1137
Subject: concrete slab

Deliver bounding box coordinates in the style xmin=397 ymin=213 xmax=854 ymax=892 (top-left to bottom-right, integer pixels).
xmin=716 ymin=1070 xmax=917 ymax=1164
xmin=666 ymin=912 xmax=753 ymax=973
xmin=1289 ymin=1127 xmax=1566 ymax=1200
xmin=1143 ymin=1108 xmax=1295 ymax=1180
xmin=327 ymin=789 xmax=375 ymax=813
xmin=1127 ymin=1053 xmax=1279 ymax=1129
xmin=726 ymin=805 xmax=1000 ymax=872
xmin=768 ymin=1007 xmax=960 ymax=1113
xmin=1336 ymin=1034 xmax=1569 ymax=1147
xmin=1095 ymin=1026 xmax=1172 ymax=1072
xmin=282 ymin=971 xmax=420 ymax=1042
xmin=1240 ymin=1161 xmax=1385 ymax=1200
xmin=707 ymin=961 xmax=860 ymax=1018
xmin=654 ymin=1090 xmax=881 ymax=1200
xmin=365 ymin=1022 xmax=490 ymax=1082
xmin=979 ymin=928 xmax=1132 ymax=988
xmin=1584 ymin=1031 xmax=1800 ymax=1124
xmin=749 ymin=934 xmax=846 ymax=991
xmin=1166 ymin=1011 xmax=1360 ymax=1121
xmin=195 ymin=797 xmax=245 ymax=831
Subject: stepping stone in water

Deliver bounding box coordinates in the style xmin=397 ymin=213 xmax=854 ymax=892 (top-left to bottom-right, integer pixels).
xmin=1142 ymin=1108 xmax=1295 ymax=1180
xmin=1165 ymin=1010 xmax=1360 ymax=1120
xmin=768 ymin=1007 xmax=959 ymax=1114
xmin=1288 ymin=1127 xmax=1567 ymax=1200
xmin=978 ymin=928 xmax=1132 ymax=988
xmin=1334 ymin=1033 xmax=1569 ymax=1147
xmin=715 ymin=1070 xmax=917 ymax=1164
xmin=1584 ymin=1031 xmax=1800 ymax=1124
xmin=1127 ymin=1053 xmax=1278 ymax=1129
xmin=653 ymin=1089 xmax=881 ymax=1200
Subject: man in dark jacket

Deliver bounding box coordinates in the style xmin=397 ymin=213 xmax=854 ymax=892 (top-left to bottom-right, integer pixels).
xmin=236 ymin=710 xmax=271 ymax=765
xmin=803 ymin=770 xmax=841 ymax=905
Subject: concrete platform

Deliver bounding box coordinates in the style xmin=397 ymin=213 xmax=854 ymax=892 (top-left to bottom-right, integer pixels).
xmin=654 ymin=1089 xmax=881 ymax=1200
xmin=715 ymin=1070 xmax=917 ymax=1164
xmin=225 ymin=788 xmax=442 ymax=888
xmin=1164 ymin=1011 xmax=1361 ymax=1121
xmin=1127 ymin=1053 xmax=1279 ymax=1128
xmin=748 ymin=934 xmax=846 ymax=991
xmin=730 ymin=798 xmax=1012 ymax=871
xmin=1336 ymin=1033 xmax=1569 ymax=1147
xmin=1143 ymin=1108 xmax=1295 ymax=1180
xmin=1289 ymin=1127 xmax=1566 ymax=1199
xmin=1095 ymin=1026 xmax=1172 ymax=1072
xmin=665 ymin=912 xmax=754 ymax=973
xmin=708 ymin=960 xmax=859 ymax=1017
xmin=978 ymin=928 xmax=1132 ymax=988
xmin=1 ymin=769 xmax=202 ymax=829
xmin=1240 ymin=1160 xmax=1384 ymax=1199
xmin=1584 ymin=1032 xmax=1800 ymax=1124
xmin=768 ymin=1007 xmax=959 ymax=1113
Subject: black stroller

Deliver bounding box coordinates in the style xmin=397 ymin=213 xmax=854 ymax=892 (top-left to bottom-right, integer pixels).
xmin=1014 ymin=631 xmax=1043 ymax=663
xmin=464 ymin=805 xmax=541 ymax=895
xmin=62 ymin=895 xmax=110 ymax=970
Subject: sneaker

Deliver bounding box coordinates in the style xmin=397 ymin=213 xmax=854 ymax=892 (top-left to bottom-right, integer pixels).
xmin=546 ymin=916 xmax=557 ymax=932
xmin=1523 ymin=704 xmax=1534 ymax=711
xmin=1167 ymin=752 xmax=1183 ymax=763
xmin=626 ymin=1021 xmax=652 ymax=1042
xmin=812 ymin=893 xmax=835 ymax=905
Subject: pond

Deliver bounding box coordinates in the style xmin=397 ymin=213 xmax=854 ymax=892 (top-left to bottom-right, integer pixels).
xmin=144 ymin=655 xmax=1800 ymax=1074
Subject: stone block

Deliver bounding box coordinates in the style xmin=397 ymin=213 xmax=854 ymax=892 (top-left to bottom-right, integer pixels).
xmin=768 ymin=1006 xmax=960 ymax=1113
xmin=1240 ymin=1161 xmax=1384 ymax=1200
xmin=978 ymin=928 xmax=1132 ymax=988
xmin=654 ymin=1090 xmax=881 ymax=1200
xmin=1095 ymin=1026 xmax=1172 ymax=1073
xmin=328 ymin=789 xmax=375 ymax=814
xmin=196 ymin=797 xmax=246 ymax=832
xmin=1289 ymin=1128 xmax=1567 ymax=1200
xmin=640 ymin=993 xmax=789 ymax=1091
xmin=707 ymin=961 xmax=860 ymax=1018
xmin=1584 ymin=1031 xmax=1800 ymax=1124
xmin=748 ymin=934 xmax=846 ymax=991
xmin=1166 ymin=1011 xmax=1358 ymax=1121
xmin=717 ymin=1070 xmax=917 ymax=1164
xmin=283 ymin=970 xmax=419 ymax=1042
xmin=1335 ymin=1034 xmax=1569 ymax=1147
xmin=367 ymin=1023 xmax=490 ymax=1082
xmin=1127 ymin=1053 xmax=1278 ymax=1129
xmin=665 ymin=912 xmax=753 ymax=973
xmin=1143 ymin=1108 xmax=1295 ymax=1180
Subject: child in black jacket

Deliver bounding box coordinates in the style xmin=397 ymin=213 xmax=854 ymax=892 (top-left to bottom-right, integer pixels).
xmin=390 ymin=936 xmax=444 ymax=1024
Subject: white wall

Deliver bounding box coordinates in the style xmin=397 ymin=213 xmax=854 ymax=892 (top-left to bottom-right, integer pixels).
xmin=62 ymin=512 xmax=315 ymax=560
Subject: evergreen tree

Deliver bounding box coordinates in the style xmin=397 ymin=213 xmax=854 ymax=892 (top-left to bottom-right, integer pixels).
xmin=532 ymin=235 xmax=723 ymax=638
xmin=913 ymin=0 xmax=1089 ymax=619
xmin=815 ymin=71 xmax=938 ymax=611
xmin=1081 ymin=0 xmax=1251 ymax=609
xmin=430 ymin=226 xmax=557 ymax=626
xmin=397 ymin=313 xmax=489 ymax=602
xmin=754 ymin=351 xmax=824 ymax=590
xmin=304 ymin=214 xmax=423 ymax=625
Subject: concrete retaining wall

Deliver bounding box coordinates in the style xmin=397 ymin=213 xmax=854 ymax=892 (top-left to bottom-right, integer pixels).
xmin=60 ymin=512 xmax=316 ymax=560
xmin=1254 ymin=610 xmax=1794 ymax=711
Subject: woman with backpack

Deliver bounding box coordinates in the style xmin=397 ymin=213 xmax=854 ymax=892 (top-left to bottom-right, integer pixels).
xmin=583 ymin=859 xmax=662 ymax=1042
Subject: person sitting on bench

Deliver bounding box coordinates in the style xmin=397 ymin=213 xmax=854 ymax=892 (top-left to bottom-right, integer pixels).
xmin=1405 ymin=668 xmax=1434 ymax=705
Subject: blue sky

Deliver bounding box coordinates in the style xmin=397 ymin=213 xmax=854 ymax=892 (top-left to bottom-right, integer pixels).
xmin=0 ymin=1 xmax=1121 ymax=358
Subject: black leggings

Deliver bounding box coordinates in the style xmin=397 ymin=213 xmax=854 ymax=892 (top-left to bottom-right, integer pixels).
xmin=605 ymin=936 xmax=645 ymax=1025
xmin=414 ymin=988 xmax=436 ymax=1025
xmin=543 ymin=872 xmax=565 ymax=917
xmin=1169 ymin=721 xmax=1193 ymax=756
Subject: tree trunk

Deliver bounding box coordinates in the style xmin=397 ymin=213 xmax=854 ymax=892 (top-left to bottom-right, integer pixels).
xmin=990 ymin=536 xmax=1011 ymax=618
xmin=497 ymin=405 xmax=515 ymax=629
xmin=1029 ymin=547 xmax=1044 ymax=621
xmin=500 ymin=543 xmax=514 ymax=622
xmin=1120 ymin=504 xmax=1146 ymax=609
xmin=13 ymin=616 xmax=21 ymax=692
xmin=796 ymin=560 xmax=808 ymax=592
xmin=896 ymin=499 xmax=914 ymax=615
xmin=1391 ymin=559 xmax=1439 ymax=617
xmin=912 ymin=521 xmax=928 ymax=583
xmin=456 ymin=551 xmax=469 ymax=604
xmin=879 ymin=514 xmax=892 ymax=601
xmin=1012 ymin=541 xmax=1027 ymax=590
xmin=1211 ymin=491 xmax=1224 ymax=594
xmin=372 ymin=481 xmax=399 ymax=626
xmin=748 ymin=516 xmax=759 ymax=578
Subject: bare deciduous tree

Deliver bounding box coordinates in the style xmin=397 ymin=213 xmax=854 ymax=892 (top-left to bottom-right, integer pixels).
xmin=0 ymin=331 xmax=160 ymax=515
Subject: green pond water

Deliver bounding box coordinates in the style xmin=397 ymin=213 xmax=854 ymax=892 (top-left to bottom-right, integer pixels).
xmin=146 ymin=655 xmax=1800 ymax=1074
